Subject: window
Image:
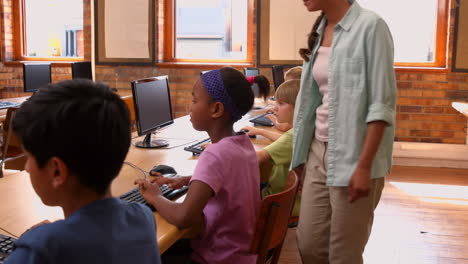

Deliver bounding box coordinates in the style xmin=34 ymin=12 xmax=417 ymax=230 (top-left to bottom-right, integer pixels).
xmin=14 ymin=0 xmax=84 ymax=60
xmin=165 ymin=0 xmax=253 ymax=63
xmin=359 ymin=0 xmax=448 ymax=68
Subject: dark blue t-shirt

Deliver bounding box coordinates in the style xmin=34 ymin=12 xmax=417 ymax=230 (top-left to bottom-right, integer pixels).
xmin=5 ymin=198 xmax=161 ymax=264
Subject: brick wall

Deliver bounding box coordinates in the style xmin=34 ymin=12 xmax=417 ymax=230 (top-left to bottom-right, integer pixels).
xmin=0 ymin=0 xmax=88 ymax=97
xmin=1 ymin=0 xmax=467 ymax=144
xmin=394 ymin=4 xmax=468 ymax=144
xmin=395 ymin=71 xmax=468 ymax=144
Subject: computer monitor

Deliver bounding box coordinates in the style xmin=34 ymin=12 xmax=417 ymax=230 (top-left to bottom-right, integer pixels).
xmin=23 ymin=63 xmax=51 ymax=93
xmin=243 ymin=67 xmax=259 ymax=77
xmin=71 ymin=61 xmax=93 ymax=80
xmin=272 ymin=65 xmax=285 ymax=90
xmin=131 ymin=76 xmax=174 ymax=148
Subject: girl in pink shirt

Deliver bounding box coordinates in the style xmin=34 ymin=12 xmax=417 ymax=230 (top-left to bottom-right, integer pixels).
xmin=136 ymin=67 xmax=260 ymax=264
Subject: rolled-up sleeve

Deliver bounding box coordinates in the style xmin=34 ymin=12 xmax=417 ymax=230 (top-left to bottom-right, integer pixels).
xmin=365 ymin=18 xmax=396 ymax=126
xmin=366 ymin=102 xmax=395 ymax=125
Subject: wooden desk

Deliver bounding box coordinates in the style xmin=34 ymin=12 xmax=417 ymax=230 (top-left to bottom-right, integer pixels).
xmin=452 ymin=102 xmax=468 ymax=117
xmin=0 ymin=91 xmax=131 ymax=122
xmin=0 ymin=97 xmax=29 ymax=122
xmin=0 ymin=114 xmax=275 ymax=253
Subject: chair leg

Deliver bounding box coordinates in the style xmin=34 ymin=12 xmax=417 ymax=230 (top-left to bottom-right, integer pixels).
xmin=0 ymin=158 xmax=4 ymax=178
xmin=270 ymin=240 xmax=285 ymax=264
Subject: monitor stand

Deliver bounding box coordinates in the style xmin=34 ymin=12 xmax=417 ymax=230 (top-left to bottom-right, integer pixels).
xmin=135 ymin=133 xmax=169 ymax=149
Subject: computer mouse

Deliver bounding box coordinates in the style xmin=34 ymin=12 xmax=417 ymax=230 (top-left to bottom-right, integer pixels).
xmin=150 ymin=165 xmax=177 ymax=175
xmin=240 ymin=129 xmax=256 ymax=138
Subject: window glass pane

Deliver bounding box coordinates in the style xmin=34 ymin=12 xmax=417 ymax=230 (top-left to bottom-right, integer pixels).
xmin=359 ymin=0 xmax=438 ymax=63
xmin=25 ymin=0 xmax=83 ymax=58
xmin=175 ymin=0 xmax=247 ymax=60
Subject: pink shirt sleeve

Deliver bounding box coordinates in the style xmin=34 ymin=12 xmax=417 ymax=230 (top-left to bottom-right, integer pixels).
xmin=190 ymin=150 xmax=222 ymax=195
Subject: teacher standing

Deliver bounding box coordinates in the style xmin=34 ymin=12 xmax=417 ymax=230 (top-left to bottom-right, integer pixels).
xmin=292 ymin=0 xmax=396 ymax=263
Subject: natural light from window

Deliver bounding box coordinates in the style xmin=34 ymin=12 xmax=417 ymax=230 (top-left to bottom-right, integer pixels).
xmin=390 ymin=181 xmax=468 ymax=206
xmin=359 ymin=0 xmax=438 ymax=63
xmin=25 ymin=0 xmax=83 ymax=58
xmin=175 ymin=0 xmax=247 ymax=61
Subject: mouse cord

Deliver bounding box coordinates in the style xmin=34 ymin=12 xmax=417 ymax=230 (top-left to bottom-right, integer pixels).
xmin=123 ymin=161 xmax=148 ymax=180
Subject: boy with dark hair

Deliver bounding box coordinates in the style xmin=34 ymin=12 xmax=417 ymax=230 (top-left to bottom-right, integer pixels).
xmin=5 ymin=79 xmax=161 ymax=264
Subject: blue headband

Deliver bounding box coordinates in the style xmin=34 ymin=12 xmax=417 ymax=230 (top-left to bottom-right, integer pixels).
xmin=201 ymin=70 xmax=243 ymax=122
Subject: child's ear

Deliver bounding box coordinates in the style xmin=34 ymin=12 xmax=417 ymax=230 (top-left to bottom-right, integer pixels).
xmin=211 ymin=101 xmax=225 ymax=119
xmin=49 ymin=157 xmax=69 ymax=189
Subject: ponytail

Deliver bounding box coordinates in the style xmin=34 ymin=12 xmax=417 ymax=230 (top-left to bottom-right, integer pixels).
xmin=299 ymin=12 xmax=325 ymax=62
xmin=254 ymin=75 xmax=270 ymax=101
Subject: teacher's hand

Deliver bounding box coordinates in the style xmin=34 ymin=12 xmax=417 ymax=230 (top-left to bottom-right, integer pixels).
xmin=348 ymin=167 xmax=371 ymax=203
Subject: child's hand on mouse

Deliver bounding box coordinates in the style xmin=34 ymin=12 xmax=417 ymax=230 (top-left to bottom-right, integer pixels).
xmin=149 ymin=170 xmax=162 ymax=177
xmin=265 ymin=113 xmax=277 ymax=123
xmin=240 ymin=125 xmax=260 ymax=136
xmin=265 ymin=114 xmax=292 ymax=132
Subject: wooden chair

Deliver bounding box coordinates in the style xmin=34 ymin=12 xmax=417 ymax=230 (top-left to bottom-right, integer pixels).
xmin=121 ymin=95 xmax=136 ymax=132
xmin=0 ymin=107 xmax=26 ymax=177
xmin=250 ymin=170 xmax=299 ymax=264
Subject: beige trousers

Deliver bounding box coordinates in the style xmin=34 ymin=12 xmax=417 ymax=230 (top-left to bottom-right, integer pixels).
xmin=297 ymin=139 xmax=385 ymax=264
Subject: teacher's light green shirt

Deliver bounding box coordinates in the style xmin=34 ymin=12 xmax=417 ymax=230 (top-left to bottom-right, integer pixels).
xmin=292 ymin=0 xmax=397 ymax=186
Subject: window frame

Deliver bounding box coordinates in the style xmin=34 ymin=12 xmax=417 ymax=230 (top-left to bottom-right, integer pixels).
xmin=393 ymin=0 xmax=449 ymax=69
xmin=12 ymin=0 xmax=84 ymax=62
xmin=163 ymin=0 xmax=254 ymax=64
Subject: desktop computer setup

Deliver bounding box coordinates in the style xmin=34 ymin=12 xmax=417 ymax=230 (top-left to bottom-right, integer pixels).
xmin=23 ymin=63 xmax=52 ymax=94
xmin=118 ymin=75 xmax=190 ymax=209
xmin=131 ymin=76 xmax=174 ymax=149
xmin=182 ymin=111 xmax=274 ymax=156
xmin=243 ymin=67 xmax=259 ymax=77
xmin=246 ymin=65 xmax=286 ymax=126
xmin=0 ymin=62 xmax=92 ymax=111
xmin=24 ymin=61 xmax=91 ymax=94
xmin=119 ymin=184 xmax=189 ymax=211
xmin=0 ymin=63 xmax=53 ymax=110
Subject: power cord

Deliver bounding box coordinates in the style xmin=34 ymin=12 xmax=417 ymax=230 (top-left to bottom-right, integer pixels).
xmin=131 ymin=138 xmax=198 ymax=149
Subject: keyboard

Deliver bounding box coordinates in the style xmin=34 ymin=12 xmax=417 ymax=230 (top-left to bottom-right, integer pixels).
xmin=0 ymin=234 xmax=16 ymax=263
xmin=119 ymin=185 xmax=189 ymax=211
xmin=0 ymin=101 xmax=19 ymax=110
xmin=249 ymin=113 xmax=274 ymax=126
xmin=184 ymin=137 xmax=211 ymax=155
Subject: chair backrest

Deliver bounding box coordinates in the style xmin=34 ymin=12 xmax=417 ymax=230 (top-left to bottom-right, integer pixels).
xmin=271 ymin=65 xmax=285 ymax=90
xmin=2 ymin=107 xmax=20 ymax=147
xmin=1 ymin=107 xmax=26 ymax=176
xmin=250 ymin=170 xmax=299 ymax=264
xmin=121 ymin=95 xmax=136 ymax=131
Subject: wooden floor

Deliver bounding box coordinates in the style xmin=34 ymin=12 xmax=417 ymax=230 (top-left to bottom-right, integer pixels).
xmin=278 ymin=166 xmax=468 ymax=264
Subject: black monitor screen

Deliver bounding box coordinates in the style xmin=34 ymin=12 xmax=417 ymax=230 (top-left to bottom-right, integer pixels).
xmin=72 ymin=61 xmax=92 ymax=80
xmin=23 ymin=64 xmax=51 ymax=93
xmin=132 ymin=76 xmax=174 ymax=136
xmin=272 ymin=65 xmax=285 ymax=89
xmin=244 ymin=68 xmax=259 ymax=77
